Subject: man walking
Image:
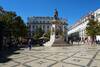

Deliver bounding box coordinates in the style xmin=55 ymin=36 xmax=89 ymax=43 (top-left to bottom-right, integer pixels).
xmin=28 ymin=39 xmax=32 ymax=50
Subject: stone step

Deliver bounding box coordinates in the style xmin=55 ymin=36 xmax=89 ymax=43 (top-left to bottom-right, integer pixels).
xmin=52 ymin=36 xmax=68 ymax=47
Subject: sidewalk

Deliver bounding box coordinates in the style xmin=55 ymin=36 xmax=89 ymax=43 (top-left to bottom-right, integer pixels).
xmin=0 ymin=45 xmax=100 ymax=67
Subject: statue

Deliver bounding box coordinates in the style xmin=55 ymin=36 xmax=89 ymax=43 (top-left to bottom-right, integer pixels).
xmin=54 ymin=9 xmax=58 ymax=20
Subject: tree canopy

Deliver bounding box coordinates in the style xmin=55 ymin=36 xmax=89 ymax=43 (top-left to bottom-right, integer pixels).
xmin=86 ymin=19 xmax=100 ymax=37
xmin=33 ymin=27 xmax=44 ymax=40
xmin=0 ymin=7 xmax=27 ymax=37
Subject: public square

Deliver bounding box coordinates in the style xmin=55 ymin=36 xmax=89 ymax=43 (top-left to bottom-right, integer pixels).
xmin=0 ymin=0 xmax=100 ymax=67
xmin=0 ymin=45 xmax=100 ymax=67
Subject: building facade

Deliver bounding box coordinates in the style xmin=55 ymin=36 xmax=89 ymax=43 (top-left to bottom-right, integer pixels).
xmin=68 ymin=9 xmax=100 ymax=41
xmin=27 ymin=16 xmax=67 ymax=37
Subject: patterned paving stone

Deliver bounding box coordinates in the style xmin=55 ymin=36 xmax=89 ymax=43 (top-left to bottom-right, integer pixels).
xmin=97 ymin=51 xmax=100 ymax=55
xmin=46 ymin=52 xmax=58 ymax=55
xmin=90 ymin=60 xmax=100 ymax=67
xmin=22 ymin=52 xmax=41 ymax=56
xmin=86 ymin=49 xmax=98 ymax=52
xmin=63 ymin=57 xmax=90 ymax=66
xmin=85 ymin=51 xmax=97 ymax=55
xmin=43 ymin=47 xmax=64 ymax=52
xmin=0 ymin=61 xmax=18 ymax=67
xmin=0 ymin=45 xmax=100 ymax=67
xmin=52 ymin=62 xmax=81 ymax=67
xmin=13 ymin=56 xmax=38 ymax=64
xmin=0 ymin=64 xmax=4 ymax=67
xmin=31 ymin=52 xmax=53 ymax=58
xmin=25 ymin=59 xmax=56 ymax=67
xmin=97 ymin=51 xmax=100 ymax=56
xmin=94 ymin=51 xmax=100 ymax=60
xmin=8 ymin=54 xmax=27 ymax=59
xmin=73 ymin=52 xmax=94 ymax=59
xmin=56 ymin=52 xmax=76 ymax=57
xmin=45 ymin=54 xmax=69 ymax=61
xmin=15 ymin=64 xmax=27 ymax=67
xmin=95 ymin=55 xmax=100 ymax=60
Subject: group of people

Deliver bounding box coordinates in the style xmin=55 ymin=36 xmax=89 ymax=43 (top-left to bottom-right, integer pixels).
xmin=2 ymin=36 xmax=20 ymax=48
xmin=67 ymin=37 xmax=100 ymax=45
xmin=83 ymin=37 xmax=100 ymax=45
xmin=1 ymin=36 xmax=33 ymax=50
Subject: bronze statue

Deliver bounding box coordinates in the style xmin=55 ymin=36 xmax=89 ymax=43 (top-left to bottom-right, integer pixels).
xmin=54 ymin=9 xmax=58 ymax=20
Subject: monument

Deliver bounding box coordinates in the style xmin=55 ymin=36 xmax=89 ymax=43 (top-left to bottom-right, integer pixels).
xmin=43 ymin=9 xmax=68 ymax=47
xmin=51 ymin=9 xmax=67 ymax=39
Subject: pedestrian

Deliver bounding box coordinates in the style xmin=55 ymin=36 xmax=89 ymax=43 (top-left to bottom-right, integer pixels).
xmin=71 ymin=39 xmax=73 ymax=45
xmin=28 ymin=39 xmax=32 ymax=50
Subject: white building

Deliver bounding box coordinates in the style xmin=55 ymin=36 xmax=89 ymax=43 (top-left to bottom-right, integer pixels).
xmin=27 ymin=16 xmax=67 ymax=37
xmin=68 ymin=9 xmax=100 ymax=41
xmin=0 ymin=6 xmax=7 ymax=15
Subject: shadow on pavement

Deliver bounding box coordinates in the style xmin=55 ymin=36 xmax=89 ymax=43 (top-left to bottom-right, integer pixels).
xmin=0 ymin=47 xmax=20 ymax=63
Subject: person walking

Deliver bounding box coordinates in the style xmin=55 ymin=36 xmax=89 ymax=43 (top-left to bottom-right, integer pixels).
xmin=28 ymin=39 xmax=32 ymax=50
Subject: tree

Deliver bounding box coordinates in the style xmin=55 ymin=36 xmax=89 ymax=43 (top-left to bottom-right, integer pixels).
xmin=44 ymin=30 xmax=51 ymax=39
xmin=33 ymin=28 xmax=44 ymax=40
xmin=96 ymin=22 xmax=100 ymax=35
xmin=0 ymin=6 xmax=28 ymax=49
xmin=0 ymin=10 xmax=27 ymax=37
xmin=12 ymin=16 xmax=28 ymax=37
xmin=86 ymin=19 xmax=100 ymax=44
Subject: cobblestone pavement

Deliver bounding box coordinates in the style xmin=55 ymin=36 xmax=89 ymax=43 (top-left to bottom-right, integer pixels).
xmin=0 ymin=45 xmax=100 ymax=67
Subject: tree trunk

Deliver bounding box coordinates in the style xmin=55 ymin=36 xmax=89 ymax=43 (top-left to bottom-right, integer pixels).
xmin=91 ymin=36 xmax=96 ymax=45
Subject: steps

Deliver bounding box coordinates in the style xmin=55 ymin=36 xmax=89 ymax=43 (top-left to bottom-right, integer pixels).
xmin=52 ymin=36 xmax=68 ymax=47
xmin=43 ymin=35 xmax=68 ymax=47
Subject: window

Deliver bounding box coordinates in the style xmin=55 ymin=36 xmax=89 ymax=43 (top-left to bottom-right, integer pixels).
xmin=36 ymin=21 xmax=38 ymax=23
xmin=47 ymin=21 xmax=49 ymax=23
xmin=33 ymin=21 xmax=35 ymax=23
xmin=91 ymin=15 xmax=94 ymax=19
xmin=36 ymin=25 xmax=38 ymax=29
xmin=40 ymin=21 xmax=42 ymax=23
xmin=43 ymin=25 xmax=45 ymax=29
xmin=43 ymin=21 xmax=45 ymax=23
xmin=39 ymin=25 xmax=42 ymax=28
xmin=47 ymin=26 xmax=49 ymax=28
xmin=33 ymin=26 xmax=34 ymax=29
xmin=96 ymin=13 xmax=100 ymax=18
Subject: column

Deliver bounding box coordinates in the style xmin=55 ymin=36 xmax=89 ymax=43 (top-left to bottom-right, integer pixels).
xmin=63 ymin=25 xmax=65 ymax=33
xmin=51 ymin=24 xmax=55 ymax=35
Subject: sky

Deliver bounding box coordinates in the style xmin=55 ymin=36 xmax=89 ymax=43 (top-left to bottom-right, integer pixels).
xmin=0 ymin=0 xmax=100 ymax=26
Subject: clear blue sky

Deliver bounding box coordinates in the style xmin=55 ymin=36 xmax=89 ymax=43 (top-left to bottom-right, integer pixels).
xmin=0 ymin=0 xmax=100 ymax=26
